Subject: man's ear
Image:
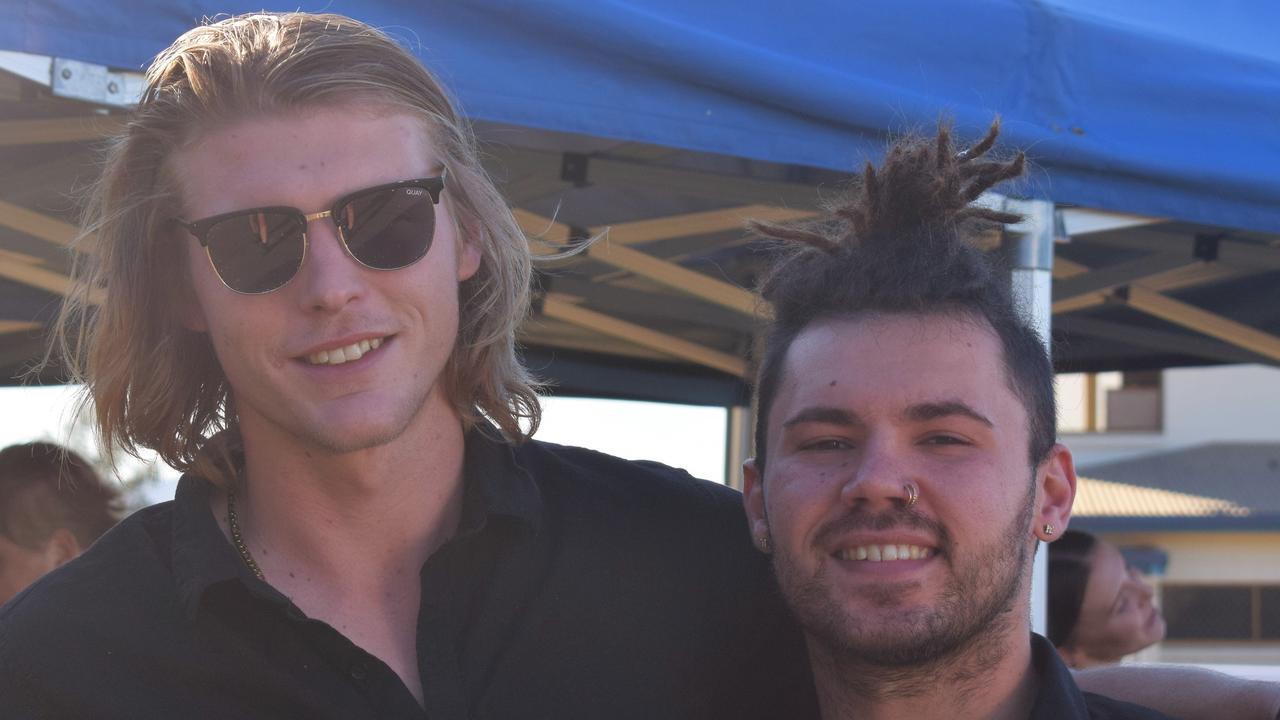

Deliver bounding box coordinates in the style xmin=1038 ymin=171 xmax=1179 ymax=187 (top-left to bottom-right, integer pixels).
xmin=44 ymin=527 xmax=83 ymax=568
xmin=742 ymin=458 xmax=770 ymax=549
xmin=1036 ymin=443 xmax=1077 ymax=540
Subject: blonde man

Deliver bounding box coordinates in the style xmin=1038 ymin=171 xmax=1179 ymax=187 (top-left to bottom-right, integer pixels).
xmin=0 ymin=13 xmax=811 ymax=718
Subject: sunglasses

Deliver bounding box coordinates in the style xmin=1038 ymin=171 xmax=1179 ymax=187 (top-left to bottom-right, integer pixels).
xmin=175 ymin=172 xmax=447 ymax=294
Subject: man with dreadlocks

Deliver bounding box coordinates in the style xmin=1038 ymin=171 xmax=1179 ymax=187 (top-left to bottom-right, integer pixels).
xmin=741 ymin=122 xmax=1171 ymax=719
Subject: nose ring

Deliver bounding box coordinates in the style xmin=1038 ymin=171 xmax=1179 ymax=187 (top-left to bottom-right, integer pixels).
xmin=904 ymin=483 xmax=919 ymax=509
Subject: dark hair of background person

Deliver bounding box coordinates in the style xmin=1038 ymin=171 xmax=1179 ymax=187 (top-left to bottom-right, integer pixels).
xmin=749 ymin=121 xmax=1055 ymax=472
xmin=1046 ymin=528 xmax=1099 ymax=647
xmin=0 ymin=442 xmax=123 ymax=549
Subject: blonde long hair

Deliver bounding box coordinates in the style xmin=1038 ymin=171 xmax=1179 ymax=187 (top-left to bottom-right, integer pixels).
xmin=52 ymin=12 xmax=540 ymax=483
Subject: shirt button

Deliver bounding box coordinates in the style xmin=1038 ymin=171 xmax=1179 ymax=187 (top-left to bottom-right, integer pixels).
xmin=350 ymin=661 xmax=369 ymax=682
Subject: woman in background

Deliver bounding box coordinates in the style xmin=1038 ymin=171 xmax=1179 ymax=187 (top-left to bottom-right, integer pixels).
xmin=1049 ymin=529 xmax=1167 ymax=668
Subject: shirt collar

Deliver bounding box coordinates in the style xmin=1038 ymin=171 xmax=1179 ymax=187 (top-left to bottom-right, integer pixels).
xmin=457 ymin=422 xmax=544 ymax=534
xmin=171 ymin=423 xmax=544 ymax=618
xmin=171 ymin=475 xmax=254 ymax=620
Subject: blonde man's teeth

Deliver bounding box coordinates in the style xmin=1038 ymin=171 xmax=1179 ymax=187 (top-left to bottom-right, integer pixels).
xmin=836 ymin=544 xmax=933 ymax=562
xmin=307 ymin=337 xmax=382 ymax=365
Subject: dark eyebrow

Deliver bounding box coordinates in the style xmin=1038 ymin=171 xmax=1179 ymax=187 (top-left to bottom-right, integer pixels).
xmin=902 ymin=401 xmax=993 ymax=428
xmin=781 ymin=406 xmax=862 ymax=430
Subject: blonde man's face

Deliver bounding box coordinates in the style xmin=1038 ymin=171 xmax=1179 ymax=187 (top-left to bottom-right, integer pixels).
xmin=170 ymin=107 xmax=480 ymax=456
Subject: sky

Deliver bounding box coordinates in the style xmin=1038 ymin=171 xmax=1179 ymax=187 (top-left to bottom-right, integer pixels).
xmin=0 ymin=385 xmax=729 ymax=508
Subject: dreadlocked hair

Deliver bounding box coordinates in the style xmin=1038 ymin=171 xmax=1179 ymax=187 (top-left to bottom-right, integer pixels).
xmin=750 ymin=120 xmax=1056 ymax=471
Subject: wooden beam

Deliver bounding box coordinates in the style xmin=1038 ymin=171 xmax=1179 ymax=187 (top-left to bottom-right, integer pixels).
xmin=542 ymin=294 xmax=747 ymax=377
xmin=514 ymin=207 xmax=768 ymax=317
xmin=1052 ymin=252 xmax=1197 ymax=304
xmin=597 ymin=205 xmax=817 ymax=246
xmin=586 ymin=240 xmax=762 ymax=318
xmin=0 ymin=257 xmax=101 ymax=304
xmin=0 ymin=115 xmax=126 ymax=146
xmin=0 ymin=199 xmax=81 ymax=248
xmin=1056 ymin=316 xmax=1269 ymax=365
xmin=0 ymin=321 xmax=41 ymax=335
xmin=1123 ymin=287 xmax=1280 ymax=362
xmin=0 ymin=259 xmax=76 ymax=297
xmin=512 ymin=208 xmax=572 ymax=255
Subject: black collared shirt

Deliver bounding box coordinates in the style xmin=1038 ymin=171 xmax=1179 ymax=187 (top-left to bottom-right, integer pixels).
xmin=0 ymin=429 xmax=816 ymax=719
xmin=1029 ymin=633 xmax=1172 ymax=719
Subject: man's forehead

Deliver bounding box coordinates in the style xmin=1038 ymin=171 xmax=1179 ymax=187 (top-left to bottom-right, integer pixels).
xmin=787 ymin=311 xmax=1002 ymax=374
xmin=773 ymin=312 xmax=1012 ymax=418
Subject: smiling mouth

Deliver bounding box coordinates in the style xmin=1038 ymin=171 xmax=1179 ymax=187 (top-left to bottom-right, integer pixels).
xmin=305 ymin=337 xmax=385 ymax=366
xmin=835 ymin=544 xmax=936 ymax=562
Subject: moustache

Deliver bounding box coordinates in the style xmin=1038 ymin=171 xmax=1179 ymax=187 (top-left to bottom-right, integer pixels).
xmin=811 ymin=508 xmax=950 ymax=554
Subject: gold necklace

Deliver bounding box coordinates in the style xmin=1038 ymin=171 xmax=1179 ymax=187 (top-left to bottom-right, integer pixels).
xmin=227 ymin=489 xmax=265 ymax=581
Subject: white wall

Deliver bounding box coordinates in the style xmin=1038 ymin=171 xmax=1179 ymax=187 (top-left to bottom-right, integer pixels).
xmin=1064 ymin=364 xmax=1280 ymax=468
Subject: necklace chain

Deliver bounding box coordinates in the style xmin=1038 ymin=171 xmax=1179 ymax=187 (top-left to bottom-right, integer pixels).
xmin=227 ymin=489 xmax=265 ymax=581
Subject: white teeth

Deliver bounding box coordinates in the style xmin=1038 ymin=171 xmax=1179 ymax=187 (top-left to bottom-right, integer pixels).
xmin=837 ymin=544 xmax=933 ymax=562
xmin=306 ymin=337 xmax=384 ymax=366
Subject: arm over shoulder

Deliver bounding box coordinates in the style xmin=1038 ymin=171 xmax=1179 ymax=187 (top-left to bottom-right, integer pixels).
xmin=1075 ymin=664 xmax=1280 ymax=720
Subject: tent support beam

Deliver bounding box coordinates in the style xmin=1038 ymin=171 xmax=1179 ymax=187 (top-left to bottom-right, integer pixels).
xmin=0 ymin=320 xmax=40 ymax=335
xmin=585 ymin=241 xmax=761 ymax=318
xmin=541 ymin=294 xmax=747 ymax=377
xmin=1051 ymin=251 xmax=1199 ymax=307
xmin=1055 ymin=316 xmax=1268 ymax=365
xmin=516 ymin=209 xmax=765 ymax=318
xmin=1121 ymin=287 xmax=1280 ymax=363
xmin=0 ymin=199 xmax=81 ymax=248
xmin=0 ymin=116 xmax=125 ymax=146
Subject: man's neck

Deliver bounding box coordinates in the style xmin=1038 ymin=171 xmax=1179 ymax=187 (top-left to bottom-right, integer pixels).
xmin=217 ymin=389 xmax=468 ymax=592
xmin=808 ymin=620 xmax=1038 ymax=720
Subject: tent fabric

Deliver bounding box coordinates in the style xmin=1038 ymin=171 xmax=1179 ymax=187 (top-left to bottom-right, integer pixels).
xmin=3 ymin=1 xmax=1278 ymax=233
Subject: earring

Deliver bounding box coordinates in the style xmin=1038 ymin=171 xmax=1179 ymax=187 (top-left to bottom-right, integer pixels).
xmin=757 ymin=534 xmax=772 ymax=554
xmin=1042 ymin=523 xmax=1055 ymax=537
xmin=903 ymin=483 xmax=919 ymax=509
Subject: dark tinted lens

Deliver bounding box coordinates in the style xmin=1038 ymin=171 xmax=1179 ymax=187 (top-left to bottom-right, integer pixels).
xmin=338 ymin=185 xmax=436 ymax=270
xmin=204 ymin=211 xmax=306 ymax=294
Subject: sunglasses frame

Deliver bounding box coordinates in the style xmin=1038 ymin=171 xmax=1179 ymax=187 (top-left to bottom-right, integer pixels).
xmin=174 ymin=170 xmax=447 ymax=295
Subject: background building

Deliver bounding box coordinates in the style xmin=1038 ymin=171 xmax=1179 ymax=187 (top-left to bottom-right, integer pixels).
xmin=1062 ymin=363 xmax=1280 ymax=671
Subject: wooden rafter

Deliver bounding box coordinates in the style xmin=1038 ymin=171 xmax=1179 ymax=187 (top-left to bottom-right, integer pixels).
xmin=515 ymin=209 xmax=766 ymax=318
xmin=1123 ymin=287 xmax=1280 ymax=362
xmin=0 ymin=199 xmax=82 ymax=249
xmin=0 ymin=320 xmax=41 ymax=335
xmin=0 ymin=250 xmax=100 ymax=303
xmin=0 ymin=116 xmax=126 ymax=146
xmin=1051 ymin=254 xmax=1235 ymax=314
xmin=541 ymin=294 xmax=747 ymax=377
xmin=585 ymin=241 xmax=761 ymax=318
xmin=1055 ymin=256 xmax=1280 ymax=362
xmin=1051 ymin=251 xmax=1196 ymax=305
xmin=598 ymin=205 xmax=815 ymax=246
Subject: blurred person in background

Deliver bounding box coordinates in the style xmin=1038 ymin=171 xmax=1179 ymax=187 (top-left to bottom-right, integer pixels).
xmin=1049 ymin=530 xmax=1166 ymax=669
xmin=0 ymin=442 xmax=122 ymax=605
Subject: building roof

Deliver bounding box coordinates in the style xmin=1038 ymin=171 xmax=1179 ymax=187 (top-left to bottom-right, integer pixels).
xmin=1072 ymin=443 xmax=1280 ymax=532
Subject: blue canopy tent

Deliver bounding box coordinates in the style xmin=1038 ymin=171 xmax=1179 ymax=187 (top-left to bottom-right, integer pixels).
xmin=1 ymin=0 xmax=1279 ymax=399
xmin=6 ymin=0 xmax=1279 ymax=229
